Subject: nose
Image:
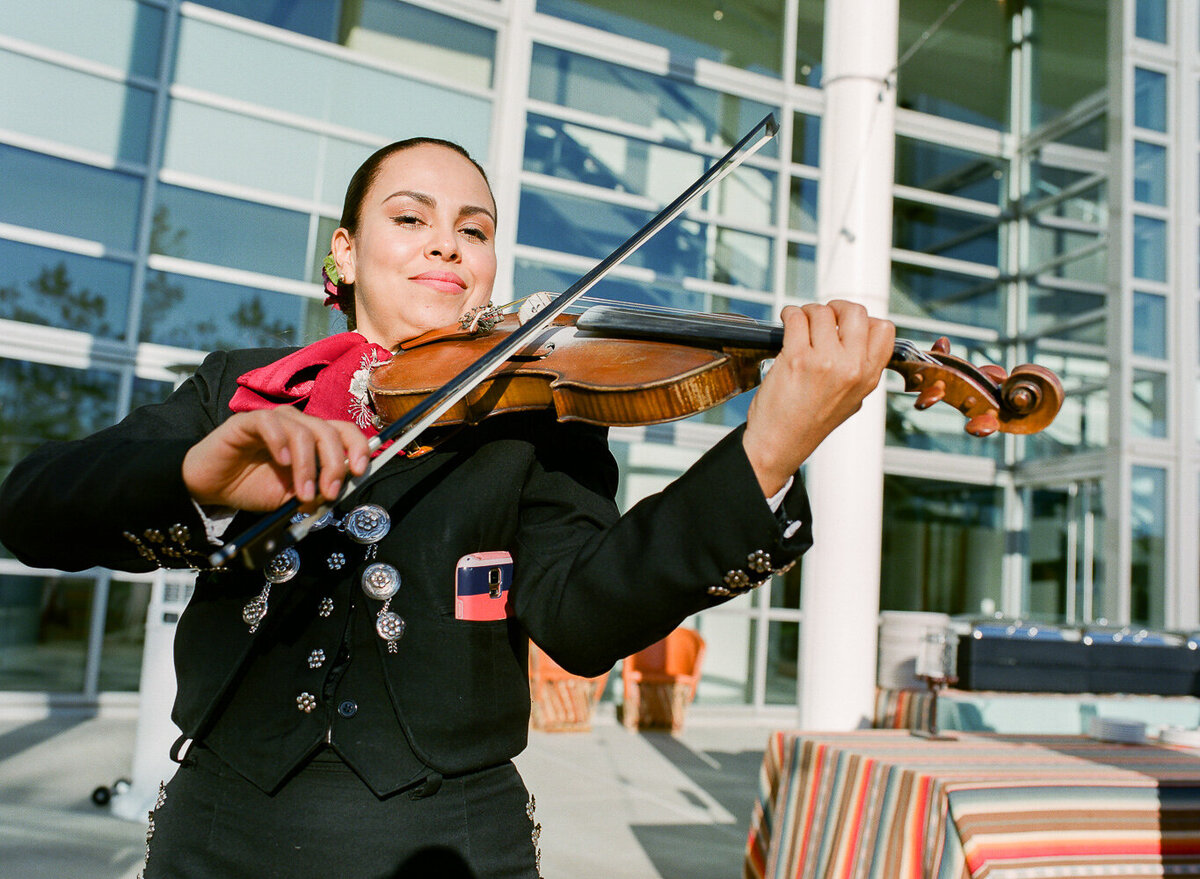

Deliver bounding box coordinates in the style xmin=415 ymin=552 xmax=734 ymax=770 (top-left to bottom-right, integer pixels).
xmin=426 ymin=229 xmax=459 ymax=262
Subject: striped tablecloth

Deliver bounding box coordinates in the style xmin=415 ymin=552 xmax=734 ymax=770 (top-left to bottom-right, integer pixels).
xmin=743 ymin=731 xmax=1200 ymax=879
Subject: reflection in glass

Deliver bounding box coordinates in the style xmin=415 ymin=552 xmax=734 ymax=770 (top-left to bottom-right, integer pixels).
xmin=1026 ymin=483 xmax=1105 ymax=624
xmin=0 ymin=359 xmax=120 ymax=498
xmin=0 ymin=239 xmax=132 ymax=339
xmin=536 ymin=0 xmax=786 ymax=77
xmin=138 ymin=272 xmax=311 ymax=351
xmin=789 ymin=177 xmax=818 ymax=233
xmin=152 ymin=185 xmax=310 ymax=280
xmin=1133 ymin=141 xmax=1167 ymax=205
xmin=890 ymin=263 xmax=1001 ymax=330
xmin=189 ymin=0 xmax=340 ymax=40
xmin=1026 ymin=162 xmax=1106 ymax=223
xmin=1 ymin=0 xmax=165 ymax=78
xmin=1130 ymin=465 xmax=1166 ymax=627
xmin=693 ymin=612 xmax=754 ymax=704
xmin=99 ymin=581 xmax=151 ymax=691
xmin=1132 ymin=215 xmax=1167 ymax=282
xmin=791 ymin=112 xmax=821 ymax=167
xmin=1029 ymin=224 xmax=1106 ymax=284
xmin=1134 ymin=67 xmax=1168 ymax=133
xmin=894 ymin=137 xmax=1003 ymax=205
xmin=1028 ymin=1 xmax=1107 ymax=128
xmin=880 ymin=476 xmax=1003 ymax=616
xmin=0 ymin=49 xmax=155 ymax=164
xmin=896 ymin=0 xmax=1009 ymax=129
xmin=0 ymin=575 xmax=91 ymax=692
xmin=1131 ymin=369 xmax=1168 ymax=438
xmin=1133 ymin=291 xmax=1166 ymax=359
xmin=765 ymin=620 xmax=799 ymax=704
xmin=886 ymin=390 xmax=1003 ymax=460
xmin=1022 ymin=347 xmax=1108 ymax=457
xmin=785 ymin=242 xmax=816 ymax=301
xmin=0 ymin=144 xmax=143 ymax=251
xmin=794 ymin=0 xmax=824 ymax=86
xmin=529 ymin=45 xmax=779 ymax=156
xmin=1024 ymin=281 xmax=1104 ymax=341
xmin=892 ymin=199 xmax=999 ymax=266
xmin=512 ymin=259 xmax=705 ymax=314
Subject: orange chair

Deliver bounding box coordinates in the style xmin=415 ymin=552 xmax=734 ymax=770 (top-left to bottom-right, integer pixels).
xmin=621 ymin=628 xmax=706 ymax=732
xmin=528 ymin=642 xmax=610 ymax=732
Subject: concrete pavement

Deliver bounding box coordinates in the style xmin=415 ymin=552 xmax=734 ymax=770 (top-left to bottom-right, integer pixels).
xmin=0 ymin=700 xmax=789 ymax=879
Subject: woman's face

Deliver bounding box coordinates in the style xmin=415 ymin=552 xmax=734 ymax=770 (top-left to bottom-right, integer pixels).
xmin=333 ymin=144 xmax=497 ymax=348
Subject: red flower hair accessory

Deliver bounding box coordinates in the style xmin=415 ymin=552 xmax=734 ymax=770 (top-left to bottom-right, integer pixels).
xmin=322 ymin=252 xmax=345 ymax=311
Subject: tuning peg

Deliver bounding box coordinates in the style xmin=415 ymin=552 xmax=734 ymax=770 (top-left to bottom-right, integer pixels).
xmin=965 ymin=411 xmax=1000 ymax=437
xmin=914 ymin=381 xmax=946 ymax=410
xmin=932 ymin=337 xmax=951 ymax=354
xmin=978 ymin=364 xmax=1008 ymax=383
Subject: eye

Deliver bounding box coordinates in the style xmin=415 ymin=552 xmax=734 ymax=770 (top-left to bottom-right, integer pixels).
xmin=461 ymin=226 xmax=490 ymax=242
xmin=391 ymin=214 xmax=422 ymax=227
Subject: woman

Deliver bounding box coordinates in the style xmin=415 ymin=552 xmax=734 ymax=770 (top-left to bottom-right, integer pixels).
xmin=0 ymin=138 xmax=894 ymax=878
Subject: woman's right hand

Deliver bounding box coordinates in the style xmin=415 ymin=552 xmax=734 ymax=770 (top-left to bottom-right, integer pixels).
xmin=182 ymin=407 xmax=371 ymax=512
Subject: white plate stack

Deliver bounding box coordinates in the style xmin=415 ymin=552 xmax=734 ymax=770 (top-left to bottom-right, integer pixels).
xmin=1158 ymin=726 xmax=1200 ymax=749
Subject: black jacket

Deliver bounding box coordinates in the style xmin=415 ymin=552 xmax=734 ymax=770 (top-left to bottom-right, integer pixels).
xmin=0 ymin=346 xmax=813 ymax=794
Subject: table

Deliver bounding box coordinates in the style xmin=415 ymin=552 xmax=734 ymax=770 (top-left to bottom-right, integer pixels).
xmin=873 ymin=688 xmax=1200 ymax=735
xmin=744 ymin=731 xmax=1200 ymax=879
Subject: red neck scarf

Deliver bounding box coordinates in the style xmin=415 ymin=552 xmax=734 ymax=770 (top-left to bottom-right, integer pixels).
xmin=229 ymin=332 xmax=393 ymax=440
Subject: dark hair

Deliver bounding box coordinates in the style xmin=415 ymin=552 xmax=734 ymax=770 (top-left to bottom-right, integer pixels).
xmin=333 ymin=137 xmax=495 ymax=328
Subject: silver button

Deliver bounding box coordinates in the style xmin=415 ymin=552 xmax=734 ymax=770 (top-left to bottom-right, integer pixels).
xmin=361 ymin=563 xmax=401 ymax=601
xmin=291 ymin=509 xmax=336 ymax=531
xmin=376 ymin=610 xmax=406 ymax=643
xmin=264 ymin=547 xmax=301 ymax=583
xmin=343 ymin=504 xmax=390 ymax=544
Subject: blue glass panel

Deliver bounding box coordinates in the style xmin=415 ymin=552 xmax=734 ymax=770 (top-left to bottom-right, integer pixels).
xmin=152 ymin=185 xmax=309 ymax=281
xmin=893 ymin=200 xmax=999 ymax=266
xmin=1133 ymin=291 xmax=1167 ymax=359
xmin=188 ymin=0 xmax=340 ymax=40
xmin=517 ymin=188 xmax=772 ymax=291
xmin=345 ymin=0 xmax=495 ymax=88
xmin=1130 ymin=465 xmax=1166 ymax=627
xmin=513 ymin=259 xmax=703 ymax=314
xmin=138 ymin=272 xmax=311 ymax=350
xmin=0 ymin=0 xmax=164 ymax=77
xmin=1026 ymin=283 xmax=1105 ymax=340
xmin=536 ymin=0 xmax=785 ymax=77
xmin=0 ymin=574 xmax=91 ymax=691
xmin=0 ymin=239 xmax=132 ymax=339
xmin=896 ymin=137 xmax=1004 ymax=205
xmin=1135 ymin=0 xmax=1168 ymax=43
xmin=1133 ymin=141 xmax=1167 ymax=205
xmin=1131 ymin=370 xmax=1168 ymax=438
xmin=0 ymin=49 xmax=154 ymax=164
xmin=890 ymin=263 xmax=1002 ymax=330
xmin=529 ymin=45 xmax=779 ymax=158
xmin=0 ymin=145 xmax=142 ymax=251
xmin=1134 ymin=68 xmax=1168 ymax=133
xmin=795 ymin=0 xmax=824 ymax=86
xmin=786 ymin=242 xmax=816 ymax=301
xmin=1132 ymin=215 xmax=1167 ymax=282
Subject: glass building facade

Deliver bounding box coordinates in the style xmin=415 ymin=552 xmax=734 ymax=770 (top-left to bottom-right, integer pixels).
xmin=0 ymin=0 xmax=1194 ymax=711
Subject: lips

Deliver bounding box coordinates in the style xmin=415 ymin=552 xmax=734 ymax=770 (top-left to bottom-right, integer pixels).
xmin=411 ymin=271 xmax=467 ymax=294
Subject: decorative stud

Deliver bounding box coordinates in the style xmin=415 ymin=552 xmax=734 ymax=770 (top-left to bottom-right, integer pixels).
xmin=143 ymin=528 xmax=165 ymax=544
xmin=168 ymin=524 xmax=191 ymax=544
xmin=723 ymin=569 xmax=752 ymax=593
xmin=307 ymin=649 xmax=326 ymax=669
xmin=318 ymin=597 xmax=334 ymax=618
xmin=327 ymin=552 xmax=346 ymax=571
xmin=264 ymin=547 xmax=301 ymax=583
xmin=296 ymin=692 xmax=317 ymax=713
xmin=343 ymin=504 xmax=390 ymax=544
xmin=361 ymin=562 xmax=401 ymax=600
xmin=747 ymin=550 xmax=772 ymax=574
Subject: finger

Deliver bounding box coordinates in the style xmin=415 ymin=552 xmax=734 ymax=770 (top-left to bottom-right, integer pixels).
xmin=800 ymin=302 xmax=839 ymax=347
xmin=311 ymin=421 xmax=362 ymax=500
xmin=332 ymin=421 xmax=372 ymax=477
xmin=828 ymin=300 xmax=869 ymax=347
xmin=280 ymin=421 xmax=318 ymax=503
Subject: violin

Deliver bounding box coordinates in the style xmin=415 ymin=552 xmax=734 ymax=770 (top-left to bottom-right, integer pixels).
xmin=371 ymin=304 xmax=1063 ymax=438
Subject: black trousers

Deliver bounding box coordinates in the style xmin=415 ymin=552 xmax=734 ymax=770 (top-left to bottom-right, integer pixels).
xmin=142 ymin=746 xmax=541 ymax=879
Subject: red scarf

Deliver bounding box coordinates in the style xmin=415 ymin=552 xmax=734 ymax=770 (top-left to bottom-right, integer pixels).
xmin=229 ymin=332 xmax=393 ymax=441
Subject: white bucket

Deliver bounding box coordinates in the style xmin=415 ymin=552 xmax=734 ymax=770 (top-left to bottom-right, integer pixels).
xmin=877 ymin=610 xmax=951 ymax=689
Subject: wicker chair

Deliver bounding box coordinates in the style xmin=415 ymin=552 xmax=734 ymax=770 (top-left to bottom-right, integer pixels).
xmin=621 ymin=628 xmax=706 ymax=732
xmin=528 ymin=642 xmax=610 ymax=732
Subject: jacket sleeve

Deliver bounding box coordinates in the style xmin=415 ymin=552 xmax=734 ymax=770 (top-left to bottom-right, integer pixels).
xmin=511 ymin=420 xmax=812 ymax=677
xmin=0 ymin=351 xmax=236 ymax=572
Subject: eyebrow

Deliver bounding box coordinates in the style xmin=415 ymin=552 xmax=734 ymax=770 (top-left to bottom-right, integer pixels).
xmin=381 ymin=189 xmax=496 ymax=224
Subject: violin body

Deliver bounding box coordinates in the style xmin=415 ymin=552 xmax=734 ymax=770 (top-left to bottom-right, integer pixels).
xmin=370 ymin=312 xmax=772 ymax=428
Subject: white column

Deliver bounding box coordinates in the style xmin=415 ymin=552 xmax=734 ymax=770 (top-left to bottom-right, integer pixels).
xmin=797 ymin=0 xmax=899 ymax=729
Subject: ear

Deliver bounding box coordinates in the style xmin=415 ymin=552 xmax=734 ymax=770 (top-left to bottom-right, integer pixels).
xmin=331 ymin=227 xmax=356 ymax=285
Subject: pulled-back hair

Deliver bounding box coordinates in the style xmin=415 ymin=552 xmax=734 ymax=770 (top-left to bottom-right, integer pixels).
xmin=332 ymin=138 xmax=495 ymax=328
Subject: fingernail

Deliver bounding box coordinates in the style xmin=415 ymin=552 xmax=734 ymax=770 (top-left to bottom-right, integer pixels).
xmin=279 ymin=448 xmax=291 ymax=465
xmin=328 ymin=479 xmax=342 ymax=498
xmin=303 ymin=480 xmax=315 ymax=501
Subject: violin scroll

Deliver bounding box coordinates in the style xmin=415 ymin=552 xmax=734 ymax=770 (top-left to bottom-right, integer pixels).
xmin=889 ymin=338 xmax=1064 ymax=437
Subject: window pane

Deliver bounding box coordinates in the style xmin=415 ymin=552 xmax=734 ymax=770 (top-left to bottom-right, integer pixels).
xmin=189 ymin=0 xmax=340 ymax=40
xmin=1134 ymin=67 xmax=1168 ymax=133
xmin=0 ymin=144 xmax=143 ymax=251
xmin=0 ymin=49 xmax=154 ymax=164
xmin=152 ymin=185 xmax=310 ymax=280
xmin=1133 ymin=291 xmax=1167 ymax=359
xmin=892 ymin=199 xmax=999 ymax=266
xmin=1025 ymin=281 xmax=1104 ymax=342
xmin=138 ymin=272 xmax=316 ymax=351
xmin=1023 ymin=348 xmax=1108 ymax=457
xmin=0 ymin=0 xmax=164 ymax=78
xmin=881 ymin=477 xmax=1003 ymax=615
xmin=98 ymin=580 xmax=151 ymax=692
xmin=693 ymin=613 xmax=753 ymax=704
xmin=0 ymin=359 xmax=121 ymax=496
xmin=895 ymin=137 xmax=1004 ymax=205
xmin=791 ymin=112 xmax=821 ymax=168
xmin=1132 ymin=215 xmax=1168 ymax=282
xmin=789 ymin=177 xmax=818 ymax=233
xmin=785 ymin=242 xmax=816 ymax=302
xmin=1136 ymin=0 xmax=1167 ymax=42
xmin=765 ymin=620 xmax=799 ymax=704
xmin=1133 ymin=141 xmax=1167 ymax=206
xmin=795 ymin=0 xmax=824 ymax=86
xmin=530 ymin=45 xmax=779 ymax=156
xmin=536 ymin=0 xmax=786 ymax=78
xmin=890 ymin=263 xmax=1002 ymax=330
xmin=1130 ymin=465 xmax=1166 ymax=627
xmin=1131 ymin=369 xmax=1168 ymax=438
xmin=897 ymin=0 xmax=1010 ymax=129
xmin=514 ymin=258 xmax=700 ymax=314
xmin=1026 ymin=163 xmax=1106 ymax=223
xmin=1029 ymin=1 xmax=1107 ymax=128
xmin=0 ymin=239 xmax=132 ymax=339
xmin=1029 ymin=225 xmax=1105 ymax=284
xmin=0 ymin=575 xmax=92 ymax=692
